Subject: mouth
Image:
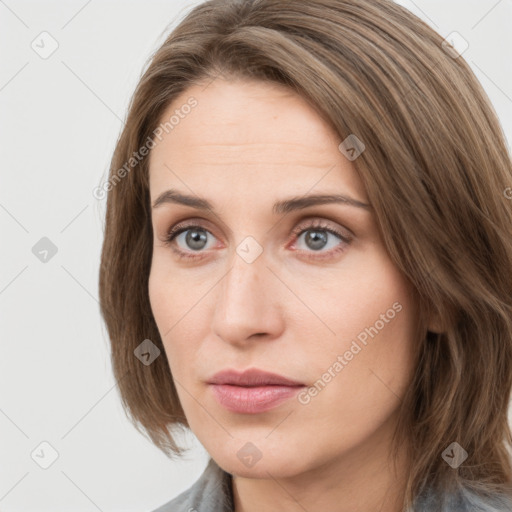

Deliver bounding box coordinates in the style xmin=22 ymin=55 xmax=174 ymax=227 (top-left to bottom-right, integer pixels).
xmin=207 ymin=368 xmax=306 ymax=414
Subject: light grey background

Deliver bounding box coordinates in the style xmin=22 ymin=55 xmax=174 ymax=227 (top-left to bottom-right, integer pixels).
xmin=1 ymin=1 xmax=511 ymax=511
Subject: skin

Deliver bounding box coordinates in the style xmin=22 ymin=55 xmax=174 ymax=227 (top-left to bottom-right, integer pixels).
xmin=148 ymin=77 xmax=431 ymax=512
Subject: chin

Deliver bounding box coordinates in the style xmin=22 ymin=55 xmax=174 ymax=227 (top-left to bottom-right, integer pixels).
xmin=211 ymin=442 xmax=306 ymax=479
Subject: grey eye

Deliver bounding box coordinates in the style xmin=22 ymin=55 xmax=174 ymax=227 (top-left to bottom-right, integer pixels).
xmin=296 ymin=229 xmax=342 ymax=252
xmin=176 ymin=228 xmax=212 ymax=251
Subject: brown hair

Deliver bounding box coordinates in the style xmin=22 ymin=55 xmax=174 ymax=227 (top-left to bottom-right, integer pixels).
xmin=98 ymin=0 xmax=512 ymax=509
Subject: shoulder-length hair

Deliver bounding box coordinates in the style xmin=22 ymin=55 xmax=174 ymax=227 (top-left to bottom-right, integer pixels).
xmin=98 ymin=0 xmax=512 ymax=509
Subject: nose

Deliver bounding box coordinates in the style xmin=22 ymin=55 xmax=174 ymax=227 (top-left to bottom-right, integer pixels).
xmin=211 ymin=247 xmax=285 ymax=347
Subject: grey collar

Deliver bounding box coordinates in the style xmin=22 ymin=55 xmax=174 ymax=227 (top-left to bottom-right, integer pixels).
xmin=153 ymin=457 xmax=512 ymax=512
xmin=152 ymin=457 xmax=234 ymax=512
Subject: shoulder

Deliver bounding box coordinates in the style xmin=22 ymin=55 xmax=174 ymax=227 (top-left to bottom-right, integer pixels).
xmin=150 ymin=457 xmax=234 ymax=512
xmin=411 ymin=484 xmax=512 ymax=512
xmin=457 ymin=487 xmax=512 ymax=512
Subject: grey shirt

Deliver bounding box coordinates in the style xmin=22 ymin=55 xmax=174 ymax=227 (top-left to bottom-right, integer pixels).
xmin=152 ymin=458 xmax=234 ymax=512
xmin=151 ymin=457 xmax=512 ymax=512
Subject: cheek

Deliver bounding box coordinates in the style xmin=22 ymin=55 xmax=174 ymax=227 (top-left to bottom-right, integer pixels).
xmin=300 ymin=250 xmax=419 ymax=386
xmin=148 ymin=254 xmax=194 ymax=323
xmin=148 ymin=261 xmax=172 ymax=327
xmin=148 ymin=259 xmax=208 ymax=369
xmin=300 ymin=248 xmax=416 ymax=338
xmin=148 ymin=260 xmax=185 ymax=359
xmin=292 ymin=261 xmax=418 ymax=447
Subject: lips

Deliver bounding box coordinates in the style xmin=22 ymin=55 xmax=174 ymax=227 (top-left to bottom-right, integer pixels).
xmin=207 ymin=368 xmax=305 ymax=414
xmin=207 ymin=368 xmax=305 ymax=387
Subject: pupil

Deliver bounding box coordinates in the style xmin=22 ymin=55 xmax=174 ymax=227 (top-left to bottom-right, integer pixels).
xmin=186 ymin=229 xmax=207 ymax=250
xmin=306 ymin=230 xmax=327 ymax=250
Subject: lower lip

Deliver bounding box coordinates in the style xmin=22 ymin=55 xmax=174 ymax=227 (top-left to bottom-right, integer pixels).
xmin=209 ymin=384 xmax=304 ymax=414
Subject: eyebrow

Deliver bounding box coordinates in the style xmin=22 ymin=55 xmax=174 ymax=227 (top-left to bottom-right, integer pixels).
xmin=151 ymin=189 xmax=372 ymax=214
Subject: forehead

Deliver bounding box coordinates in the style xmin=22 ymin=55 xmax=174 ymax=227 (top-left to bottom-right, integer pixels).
xmin=148 ymin=77 xmax=367 ymax=203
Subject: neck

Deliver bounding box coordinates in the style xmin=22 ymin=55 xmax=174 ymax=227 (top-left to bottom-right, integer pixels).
xmin=232 ymin=422 xmax=409 ymax=512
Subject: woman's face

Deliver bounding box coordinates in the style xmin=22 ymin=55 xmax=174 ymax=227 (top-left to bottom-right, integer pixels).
xmin=148 ymin=77 xmax=420 ymax=478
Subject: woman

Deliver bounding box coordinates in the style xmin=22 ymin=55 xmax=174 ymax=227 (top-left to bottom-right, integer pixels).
xmin=98 ymin=0 xmax=512 ymax=510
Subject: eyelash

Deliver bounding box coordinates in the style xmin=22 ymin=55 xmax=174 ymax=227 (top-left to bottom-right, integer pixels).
xmin=161 ymin=219 xmax=352 ymax=262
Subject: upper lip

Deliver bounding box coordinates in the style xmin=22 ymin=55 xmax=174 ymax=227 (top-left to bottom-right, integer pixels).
xmin=207 ymin=368 xmax=305 ymax=387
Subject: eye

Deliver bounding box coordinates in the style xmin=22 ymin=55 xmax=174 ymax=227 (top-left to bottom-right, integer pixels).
xmin=161 ymin=219 xmax=352 ymax=261
xmin=162 ymin=225 xmax=217 ymax=260
xmin=289 ymin=220 xmax=352 ymax=260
